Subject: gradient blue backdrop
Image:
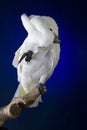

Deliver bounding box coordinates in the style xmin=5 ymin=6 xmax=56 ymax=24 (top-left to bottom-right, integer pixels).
xmin=0 ymin=0 xmax=87 ymax=130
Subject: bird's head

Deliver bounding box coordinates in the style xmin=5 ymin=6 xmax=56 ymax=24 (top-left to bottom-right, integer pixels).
xmin=21 ymin=14 xmax=60 ymax=44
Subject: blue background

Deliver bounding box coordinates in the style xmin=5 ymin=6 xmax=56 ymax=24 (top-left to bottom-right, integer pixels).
xmin=0 ymin=0 xmax=87 ymax=130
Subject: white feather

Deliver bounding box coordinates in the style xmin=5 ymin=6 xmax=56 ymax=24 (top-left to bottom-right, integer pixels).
xmin=12 ymin=14 xmax=60 ymax=107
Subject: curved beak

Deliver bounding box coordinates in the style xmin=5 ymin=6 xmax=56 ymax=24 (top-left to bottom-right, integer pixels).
xmin=54 ymin=34 xmax=61 ymax=44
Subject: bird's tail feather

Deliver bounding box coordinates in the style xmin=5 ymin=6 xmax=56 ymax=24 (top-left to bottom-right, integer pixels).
xmin=13 ymin=83 xmax=42 ymax=107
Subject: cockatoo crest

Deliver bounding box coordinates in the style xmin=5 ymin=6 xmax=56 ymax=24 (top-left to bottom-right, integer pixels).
xmin=21 ymin=14 xmax=59 ymax=47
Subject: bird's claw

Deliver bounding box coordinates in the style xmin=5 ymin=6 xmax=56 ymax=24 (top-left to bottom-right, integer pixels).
xmin=18 ymin=50 xmax=33 ymax=64
xmin=37 ymin=83 xmax=47 ymax=94
xmin=25 ymin=50 xmax=33 ymax=62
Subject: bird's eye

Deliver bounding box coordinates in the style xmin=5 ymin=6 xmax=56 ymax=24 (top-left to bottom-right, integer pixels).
xmin=49 ymin=28 xmax=53 ymax=31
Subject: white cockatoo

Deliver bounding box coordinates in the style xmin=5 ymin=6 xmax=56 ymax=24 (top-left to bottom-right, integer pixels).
xmin=12 ymin=14 xmax=60 ymax=107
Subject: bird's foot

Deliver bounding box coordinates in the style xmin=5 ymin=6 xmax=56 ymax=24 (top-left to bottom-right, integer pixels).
xmin=18 ymin=50 xmax=33 ymax=64
xmin=37 ymin=83 xmax=47 ymax=94
xmin=25 ymin=50 xmax=33 ymax=62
